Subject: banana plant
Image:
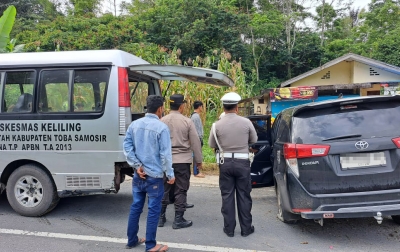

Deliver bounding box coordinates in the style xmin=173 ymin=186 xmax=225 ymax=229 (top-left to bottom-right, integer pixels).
xmin=0 ymin=6 xmax=23 ymax=53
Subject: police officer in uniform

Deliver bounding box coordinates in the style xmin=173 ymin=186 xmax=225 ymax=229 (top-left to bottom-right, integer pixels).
xmin=159 ymin=94 xmax=202 ymax=230
xmin=208 ymin=92 xmax=257 ymax=238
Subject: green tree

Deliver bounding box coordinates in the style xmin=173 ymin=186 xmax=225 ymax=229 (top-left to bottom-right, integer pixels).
xmin=315 ymin=2 xmax=337 ymax=46
xmin=68 ymin=0 xmax=102 ymax=16
xmin=127 ymin=0 xmax=247 ymax=64
xmin=16 ymin=14 xmax=145 ymax=51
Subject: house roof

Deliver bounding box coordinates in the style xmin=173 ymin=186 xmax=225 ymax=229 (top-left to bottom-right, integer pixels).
xmin=280 ymin=53 xmax=400 ymax=87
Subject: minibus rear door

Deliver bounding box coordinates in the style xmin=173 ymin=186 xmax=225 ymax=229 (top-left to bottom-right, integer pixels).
xmin=129 ymin=65 xmax=234 ymax=87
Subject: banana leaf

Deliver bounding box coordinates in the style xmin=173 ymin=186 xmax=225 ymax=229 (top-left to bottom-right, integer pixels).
xmin=0 ymin=6 xmax=16 ymax=52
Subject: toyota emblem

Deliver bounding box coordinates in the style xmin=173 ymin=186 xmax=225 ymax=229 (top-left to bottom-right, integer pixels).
xmin=355 ymin=141 xmax=369 ymax=150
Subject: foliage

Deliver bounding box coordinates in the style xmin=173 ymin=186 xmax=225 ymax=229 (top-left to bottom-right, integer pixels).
xmin=127 ymin=0 xmax=248 ymax=64
xmin=16 ymin=14 xmax=145 ymax=51
xmin=0 ymin=5 xmax=17 ymax=53
xmin=67 ymin=0 xmax=102 ymax=16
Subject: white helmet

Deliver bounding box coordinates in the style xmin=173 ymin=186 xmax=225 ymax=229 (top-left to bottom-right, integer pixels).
xmin=220 ymin=92 xmax=241 ymax=105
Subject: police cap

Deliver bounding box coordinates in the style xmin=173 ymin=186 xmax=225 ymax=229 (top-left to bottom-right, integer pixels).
xmin=220 ymin=92 xmax=241 ymax=105
xmin=169 ymin=94 xmax=187 ymax=105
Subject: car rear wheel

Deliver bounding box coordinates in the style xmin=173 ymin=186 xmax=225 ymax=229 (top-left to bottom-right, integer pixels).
xmin=391 ymin=215 xmax=400 ymax=225
xmin=6 ymin=164 xmax=59 ymax=217
xmin=276 ymin=185 xmax=298 ymax=224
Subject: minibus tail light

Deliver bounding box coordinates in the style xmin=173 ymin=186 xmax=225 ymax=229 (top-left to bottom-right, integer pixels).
xmin=118 ymin=67 xmax=131 ymax=135
xmin=118 ymin=67 xmax=130 ymax=107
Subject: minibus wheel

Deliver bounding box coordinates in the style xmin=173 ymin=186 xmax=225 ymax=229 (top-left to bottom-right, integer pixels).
xmin=6 ymin=164 xmax=59 ymax=217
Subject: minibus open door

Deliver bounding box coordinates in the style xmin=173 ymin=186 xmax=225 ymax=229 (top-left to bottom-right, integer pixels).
xmin=129 ymin=64 xmax=235 ymax=88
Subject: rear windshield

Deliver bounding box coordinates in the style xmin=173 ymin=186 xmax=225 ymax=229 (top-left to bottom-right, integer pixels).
xmin=292 ymin=100 xmax=400 ymax=143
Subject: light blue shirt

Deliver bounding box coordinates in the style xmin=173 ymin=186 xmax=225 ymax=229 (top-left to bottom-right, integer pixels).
xmin=123 ymin=113 xmax=174 ymax=179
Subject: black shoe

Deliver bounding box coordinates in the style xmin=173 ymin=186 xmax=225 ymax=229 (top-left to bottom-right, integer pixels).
xmin=223 ymin=227 xmax=234 ymax=237
xmin=186 ymin=203 xmax=194 ymax=208
xmin=172 ymin=211 xmax=193 ymax=229
xmin=241 ymin=226 xmax=254 ymax=237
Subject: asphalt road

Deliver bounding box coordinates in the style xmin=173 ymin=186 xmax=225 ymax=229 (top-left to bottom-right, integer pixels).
xmin=1 ymin=181 xmax=400 ymax=252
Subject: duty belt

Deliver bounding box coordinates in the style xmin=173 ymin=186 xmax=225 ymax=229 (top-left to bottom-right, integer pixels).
xmin=216 ymin=152 xmax=249 ymax=160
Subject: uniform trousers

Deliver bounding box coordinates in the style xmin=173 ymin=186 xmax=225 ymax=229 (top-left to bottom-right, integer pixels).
xmin=219 ymin=158 xmax=253 ymax=233
xmin=162 ymin=163 xmax=191 ymax=212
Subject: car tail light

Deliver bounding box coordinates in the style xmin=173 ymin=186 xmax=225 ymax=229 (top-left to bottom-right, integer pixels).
xmin=296 ymin=144 xmax=330 ymax=158
xmin=392 ymin=137 xmax=400 ymax=148
xmin=118 ymin=67 xmax=131 ymax=135
xmin=283 ymin=143 xmax=330 ymax=178
xmin=284 ymin=143 xmax=330 ymax=159
xmin=118 ymin=67 xmax=130 ymax=107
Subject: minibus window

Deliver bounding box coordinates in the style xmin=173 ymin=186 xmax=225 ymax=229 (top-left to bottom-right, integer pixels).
xmin=3 ymin=71 xmax=35 ymax=113
xmin=73 ymin=69 xmax=109 ymax=112
xmin=38 ymin=69 xmax=109 ymax=113
xmin=39 ymin=70 xmax=70 ymax=112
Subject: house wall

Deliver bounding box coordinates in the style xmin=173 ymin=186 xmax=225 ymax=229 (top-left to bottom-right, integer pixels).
xmin=252 ymin=94 xmax=269 ymax=114
xmin=360 ymin=84 xmax=381 ymax=96
xmin=291 ymin=61 xmax=351 ymax=87
xmin=353 ymin=62 xmax=400 ymax=83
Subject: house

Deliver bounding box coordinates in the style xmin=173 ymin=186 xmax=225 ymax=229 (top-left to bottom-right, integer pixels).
xmin=241 ymin=53 xmax=400 ymax=117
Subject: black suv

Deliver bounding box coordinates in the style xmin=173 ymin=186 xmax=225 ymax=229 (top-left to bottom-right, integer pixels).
xmin=249 ymin=95 xmax=400 ymax=225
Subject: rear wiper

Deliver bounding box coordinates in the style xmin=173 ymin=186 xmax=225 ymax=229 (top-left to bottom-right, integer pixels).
xmin=322 ymin=134 xmax=362 ymax=141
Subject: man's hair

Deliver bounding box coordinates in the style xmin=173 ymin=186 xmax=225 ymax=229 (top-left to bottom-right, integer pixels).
xmin=223 ymin=104 xmax=237 ymax=111
xmin=170 ymin=104 xmax=181 ymax=110
xmin=193 ymin=101 xmax=203 ymax=109
xmin=146 ymin=95 xmax=164 ymax=113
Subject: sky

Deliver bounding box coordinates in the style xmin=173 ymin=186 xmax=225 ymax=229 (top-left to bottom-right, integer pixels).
xmin=350 ymin=0 xmax=369 ymax=9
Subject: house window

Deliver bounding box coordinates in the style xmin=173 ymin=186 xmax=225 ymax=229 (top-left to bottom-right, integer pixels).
xmin=258 ymin=98 xmax=265 ymax=104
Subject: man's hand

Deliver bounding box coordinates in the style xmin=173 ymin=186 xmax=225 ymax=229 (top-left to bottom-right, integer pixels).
xmin=249 ymin=147 xmax=258 ymax=153
xmin=196 ymin=163 xmax=202 ymax=170
xmin=137 ymin=167 xmax=146 ymax=179
xmin=167 ymin=177 xmax=175 ymax=184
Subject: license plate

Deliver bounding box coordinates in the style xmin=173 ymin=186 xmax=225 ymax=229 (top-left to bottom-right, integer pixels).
xmin=340 ymin=152 xmax=386 ymax=169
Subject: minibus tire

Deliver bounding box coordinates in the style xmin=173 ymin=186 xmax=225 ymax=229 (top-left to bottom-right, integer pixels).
xmin=6 ymin=164 xmax=59 ymax=217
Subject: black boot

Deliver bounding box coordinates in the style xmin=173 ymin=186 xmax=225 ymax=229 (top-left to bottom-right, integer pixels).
xmin=172 ymin=211 xmax=192 ymax=229
xmin=158 ymin=206 xmax=167 ymax=227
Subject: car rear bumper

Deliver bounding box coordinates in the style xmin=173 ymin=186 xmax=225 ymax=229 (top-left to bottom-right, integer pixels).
xmin=301 ymin=203 xmax=400 ymax=219
xmin=286 ymin=172 xmax=400 ymax=219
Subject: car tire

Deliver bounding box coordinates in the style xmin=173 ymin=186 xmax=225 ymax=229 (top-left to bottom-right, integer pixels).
xmin=391 ymin=215 xmax=400 ymax=224
xmin=6 ymin=164 xmax=59 ymax=217
xmin=276 ymin=184 xmax=298 ymax=224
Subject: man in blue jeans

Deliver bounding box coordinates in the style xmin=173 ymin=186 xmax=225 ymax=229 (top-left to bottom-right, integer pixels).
xmin=123 ymin=95 xmax=175 ymax=252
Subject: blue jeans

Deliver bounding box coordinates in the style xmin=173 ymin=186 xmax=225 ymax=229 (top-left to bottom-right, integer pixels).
xmin=127 ymin=172 xmax=164 ymax=250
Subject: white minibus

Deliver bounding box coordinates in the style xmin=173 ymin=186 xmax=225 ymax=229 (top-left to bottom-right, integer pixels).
xmin=0 ymin=50 xmax=233 ymax=216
